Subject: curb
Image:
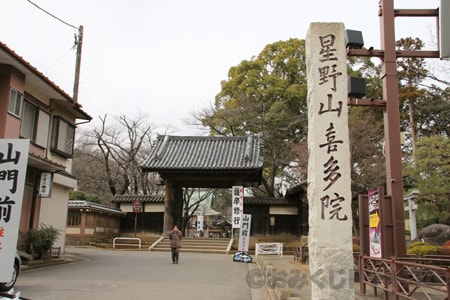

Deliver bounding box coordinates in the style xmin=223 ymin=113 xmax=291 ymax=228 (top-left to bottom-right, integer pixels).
xmin=21 ymin=253 xmax=85 ymax=271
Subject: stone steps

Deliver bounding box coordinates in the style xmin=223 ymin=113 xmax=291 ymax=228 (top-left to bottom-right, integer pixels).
xmin=150 ymin=237 xmax=231 ymax=254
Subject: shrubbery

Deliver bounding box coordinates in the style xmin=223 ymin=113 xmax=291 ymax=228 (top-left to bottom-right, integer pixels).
xmin=21 ymin=224 xmax=60 ymax=259
xmin=407 ymin=241 xmax=441 ymax=255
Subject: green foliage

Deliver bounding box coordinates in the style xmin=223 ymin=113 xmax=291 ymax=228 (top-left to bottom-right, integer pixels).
xmin=69 ymin=190 xmax=100 ymax=203
xmin=415 ymin=136 xmax=450 ymax=194
xmin=416 ymin=202 xmax=440 ymax=229
xmin=413 ymin=87 xmax=450 ymax=137
xmin=196 ymin=35 xmax=448 ymax=206
xmin=439 ymin=208 xmax=450 ymax=225
xmin=405 ymin=135 xmax=450 ymax=227
xmin=348 ymin=107 xmax=385 ymax=189
xmin=403 ymin=135 xmax=450 ymax=227
xmin=202 ymin=38 xmax=307 ymax=197
xmin=407 ymin=241 xmax=440 ymax=255
xmin=21 ymin=224 xmax=60 ymax=259
xmin=408 ymin=241 xmax=428 ymax=248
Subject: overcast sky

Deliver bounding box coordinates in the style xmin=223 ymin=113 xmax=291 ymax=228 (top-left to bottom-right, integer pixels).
xmin=1 ymin=0 xmax=441 ymax=135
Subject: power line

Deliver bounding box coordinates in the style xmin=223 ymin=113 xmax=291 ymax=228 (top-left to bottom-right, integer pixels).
xmin=27 ymin=0 xmax=78 ymax=30
xmin=27 ymin=0 xmax=84 ymax=102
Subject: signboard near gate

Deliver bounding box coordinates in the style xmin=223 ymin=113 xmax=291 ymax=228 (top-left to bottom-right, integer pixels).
xmin=232 ymin=186 xmax=244 ymax=228
xmin=369 ymin=188 xmax=382 ymax=258
xmin=132 ymin=200 xmax=142 ymax=213
xmin=0 ymin=139 xmax=29 ymax=282
xmin=39 ymin=172 xmax=52 ymax=198
xmin=238 ymin=214 xmax=251 ymax=252
xmin=197 ymin=215 xmax=204 ymax=233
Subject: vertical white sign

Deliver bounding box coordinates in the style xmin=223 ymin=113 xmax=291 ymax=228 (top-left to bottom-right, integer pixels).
xmin=306 ymin=23 xmax=354 ymax=299
xmin=39 ymin=172 xmax=52 ymax=198
xmin=231 ymin=186 xmax=243 ymax=229
xmin=197 ymin=215 xmax=204 ymax=232
xmin=0 ymin=139 xmax=29 ymax=282
xmin=238 ymin=214 xmax=251 ymax=252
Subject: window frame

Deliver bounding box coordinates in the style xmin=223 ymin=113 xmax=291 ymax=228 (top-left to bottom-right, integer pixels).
xmin=19 ymin=98 xmax=51 ymax=148
xmin=20 ymin=100 xmax=37 ymax=140
xmin=8 ymin=88 xmax=23 ymax=117
xmin=51 ymin=117 xmax=75 ymax=158
xmin=35 ymin=110 xmax=50 ymax=148
xmin=67 ymin=211 xmax=81 ymax=226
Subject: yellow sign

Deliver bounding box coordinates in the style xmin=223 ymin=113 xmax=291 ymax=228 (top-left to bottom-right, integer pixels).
xmin=369 ymin=213 xmax=380 ymax=228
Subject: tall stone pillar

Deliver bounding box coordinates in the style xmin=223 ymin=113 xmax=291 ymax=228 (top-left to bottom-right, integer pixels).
xmin=306 ymin=23 xmax=354 ymax=299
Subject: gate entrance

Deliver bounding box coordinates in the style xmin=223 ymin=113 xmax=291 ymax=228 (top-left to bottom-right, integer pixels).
xmin=141 ymin=135 xmax=264 ymax=233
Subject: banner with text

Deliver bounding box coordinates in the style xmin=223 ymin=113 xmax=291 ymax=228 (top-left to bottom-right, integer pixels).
xmin=238 ymin=214 xmax=251 ymax=252
xmin=231 ymin=186 xmax=244 ymax=228
xmin=0 ymin=139 xmax=29 ymax=282
xmin=39 ymin=172 xmax=52 ymax=198
xmin=369 ymin=188 xmax=381 ymax=257
xmin=197 ymin=215 xmax=204 ymax=232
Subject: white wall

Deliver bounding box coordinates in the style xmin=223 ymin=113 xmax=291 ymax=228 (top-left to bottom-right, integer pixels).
xmin=38 ymin=173 xmax=77 ymax=253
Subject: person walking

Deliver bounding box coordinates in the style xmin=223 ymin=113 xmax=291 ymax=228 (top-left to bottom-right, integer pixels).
xmin=169 ymin=225 xmax=182 ymax=264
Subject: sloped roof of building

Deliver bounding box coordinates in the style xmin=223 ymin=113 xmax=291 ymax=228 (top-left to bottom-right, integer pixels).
xmin=69 ymin=200 xmax=125 ymax=216
xmin=141 ymin=135 xmax=264 ymax=172
xmin=0 ymin=41 xmax=91 ymax=120
xmin=243 ymin=184 xmax=307 ymax=206
xmin=192 ymin=206 xmax=222 ymax=216
xmin=244 ymin=197 xmax=297 ymax=206
xmin=112 ymin=194 xmax=165 ymax=204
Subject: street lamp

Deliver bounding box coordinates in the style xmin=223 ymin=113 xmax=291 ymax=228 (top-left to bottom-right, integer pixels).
xmin=348 ymin=77 xmax=367 ymax=99
xmin=345 ymin=29 xmax=364 ymax=49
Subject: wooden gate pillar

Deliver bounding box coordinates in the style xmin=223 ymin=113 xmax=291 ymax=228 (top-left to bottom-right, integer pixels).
xmin=163 ymin=179 xmax=183 ymax=234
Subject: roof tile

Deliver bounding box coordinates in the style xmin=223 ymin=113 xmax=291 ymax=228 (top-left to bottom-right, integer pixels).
xmin=112 ymin=195 xmax=165 ymax=203
xmin=141 ymin=135 xmax=264 ymax=171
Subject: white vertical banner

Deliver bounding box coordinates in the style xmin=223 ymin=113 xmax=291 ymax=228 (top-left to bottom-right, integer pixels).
xmin=0 ymin=139 xmax=29 ymax=282
xmin=306 ymin=23 xmax=354 ymax=299
xmin=231 ymin=186 xmax=244 ymax=229
xmin=39 ymin=172 xmax=52 ymax=198
xmin=238 ymin=214 xmax=251 ymax=252
xmin=197 ymin=215 xmax=204 ymax=232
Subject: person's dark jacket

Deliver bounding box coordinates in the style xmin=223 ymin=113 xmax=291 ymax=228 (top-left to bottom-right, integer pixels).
xmin=169 ymin=230 xmax=182 ymax=248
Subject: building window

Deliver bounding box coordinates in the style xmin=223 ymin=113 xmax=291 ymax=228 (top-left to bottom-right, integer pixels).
xmin=20 ymin=101 xmax=37 ymax=139
xmin=67 ymin=212 xmax=81 ymax=226
xmin=35 ymin=110 xmax=50 ymax=148
xmin=51 ymin=117 xmax=75 ymax=158
xmin=8 ymin=88 xmax=23 ymax=117
xmin=19 ymin=101 xmax=50 ymax=148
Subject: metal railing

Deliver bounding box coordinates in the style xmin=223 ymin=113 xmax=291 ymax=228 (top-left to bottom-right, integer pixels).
xmin=113 ymin=237 xmax=141 ymax=249
xmin=359 ymin=255 xmax=450 ymax=299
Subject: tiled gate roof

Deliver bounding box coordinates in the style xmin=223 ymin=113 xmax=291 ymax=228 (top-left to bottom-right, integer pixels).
xmin=112 ymin=195 xmax=165 ymax=203
xmin=141 ymin=135 xmax=264 ymax=171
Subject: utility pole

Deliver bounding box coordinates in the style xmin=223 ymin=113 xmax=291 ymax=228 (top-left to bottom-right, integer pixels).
xmin=73 ymin=25 xmax=83 ymax=103
xmin=379 ymin=0 xmax=406 ymax=258
xmin=348 ymin=0 xmax=440 ymax=258
xmin=27 ymin=1 xmax=84 ymax=102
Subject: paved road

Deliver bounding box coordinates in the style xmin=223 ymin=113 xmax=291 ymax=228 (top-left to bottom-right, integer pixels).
xmin=15 ymin=247 xmax=267 ymax=300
